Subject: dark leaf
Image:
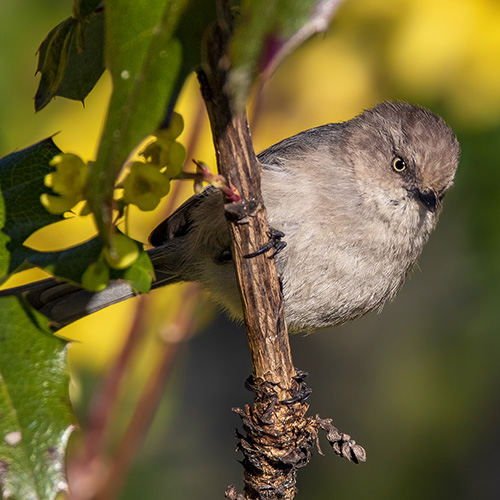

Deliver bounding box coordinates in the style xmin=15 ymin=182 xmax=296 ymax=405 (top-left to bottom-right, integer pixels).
xmin=15 ymin=237 xmax=102 ymax=285
xmin=0 ymin=296 xmax=74 ymax=500
xmin=56 ymin=11 xmax=105 ymax=103
xmin=35 ymin=17 xmax=76 ymax=111
xmin=0 ymin=138 xmax=63 ymax=270
xmin=17 ymin=236 xmax=154 ymax=293
xmin=35 ymin=10 xmax=105 ymax=111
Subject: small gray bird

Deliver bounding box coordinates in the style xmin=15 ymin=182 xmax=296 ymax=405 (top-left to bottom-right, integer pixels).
xmin=2 ymin=102 xmax=460 ymax=332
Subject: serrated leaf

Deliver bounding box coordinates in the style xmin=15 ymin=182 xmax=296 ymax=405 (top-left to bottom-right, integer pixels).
xmin=0 ymin=138 xmax=63 ymax=269
xmin=87 ymin=0 xmax=186 ymax=242
xmin=35 ymin=17 xmax=76 ymax=111
xmin=229 ymin=0 xmax=342 ymax=110
xmin=56 ymin=11 xmax=105 ymax=103
xmin=35 ymin=11 xmax=105 ymax=111
xmin=0 ymin=296 xmax=74 ymax=500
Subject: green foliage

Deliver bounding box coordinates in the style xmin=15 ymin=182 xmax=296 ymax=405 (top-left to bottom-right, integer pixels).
xmin=0 ymin=138 xmax=64 ymax=276
xmin=0 ymin=296 xmax=74 ymax=500
xmin=13 ymin=236 xmax=154 ymax=293
xmin=0 ymin=139 xmax=153 ymax=293
xmin=35 ymin=9 xmax=105 ymax=111
xmin=0 ymin=139 xmax=63 ymax=249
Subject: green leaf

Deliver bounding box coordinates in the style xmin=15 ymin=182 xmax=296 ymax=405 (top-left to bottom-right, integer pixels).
xmin=35 ymin=10 xmax=105 ymax=111
xmin=229 ymin=0 xmax=341 ymax=110
xmin=15 ymin=237 xmax=102 ymax=285
xmin=15 ymin=236 xmax=154 ymax=293
xmin=35 ymin=17 xmax=75 ymax=111
xmin=118 ymin=250 xmax=155 ymax=294
xmin=87 ymin=0 xmax=187 ymax=242
xmin=0 ymin=296 xmax=74 ymax=500
xmin=56 ymin=11 xmax=106 ymax=104
xmin=0 ymin=138 xmax=64 ymax=271
xmin=0 ymin=174 xmax=10 ymax=279
xmin=158 ymin=0 xmax=216 ymax=127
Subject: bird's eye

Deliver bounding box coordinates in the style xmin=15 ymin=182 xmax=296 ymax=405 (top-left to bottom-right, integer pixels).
xmin=392 ymin=157 xmax=406 ymax=172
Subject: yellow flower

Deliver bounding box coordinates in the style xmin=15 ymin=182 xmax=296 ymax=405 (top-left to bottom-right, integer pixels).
xmin=166 ymin=141 xmax=186 ymax=178
xmin=40 ymin=193 xmax=78 ymax=214
xmin=123 ymin=162 xmax=170 ymax=211
xmin=46 ymin=153 xmax=88 ymax=197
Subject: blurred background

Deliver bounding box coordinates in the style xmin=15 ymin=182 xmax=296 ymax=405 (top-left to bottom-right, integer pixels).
xmin=1 ymin=0 xmax=500 ymax=499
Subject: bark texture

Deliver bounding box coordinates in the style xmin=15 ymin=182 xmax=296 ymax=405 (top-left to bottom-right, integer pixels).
xmin=198 ymin=2 xmax=366 ymax=498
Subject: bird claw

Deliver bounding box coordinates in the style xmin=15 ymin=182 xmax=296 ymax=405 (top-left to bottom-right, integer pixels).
xmin=244 ymin=227 xmax=286 ymax=259
xmin=281 ymin=370 xmax=313 ymax=404
xmin=244 ymin=370 xmax=313 ymax=405
xmin=224 ymin=198 xmax=259 ymax=223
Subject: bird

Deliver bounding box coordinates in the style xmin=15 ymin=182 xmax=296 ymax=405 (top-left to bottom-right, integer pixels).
xmin=0 ymin=101 xmax=460 ymax=333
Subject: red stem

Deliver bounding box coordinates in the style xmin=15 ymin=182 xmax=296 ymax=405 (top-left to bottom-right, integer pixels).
xmin=92 ymin=284 xmax=201 ymax=500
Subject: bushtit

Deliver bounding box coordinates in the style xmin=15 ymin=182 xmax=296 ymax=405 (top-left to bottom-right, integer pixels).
xmin=2 ymin=102 xmax=460 ymax=332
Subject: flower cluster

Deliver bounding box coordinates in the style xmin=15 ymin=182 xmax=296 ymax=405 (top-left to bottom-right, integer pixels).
xmin=124 ymin=112 xmax=186 ymax=211
xmin=40 ymin=112 xmax=187 ymax=216
xmin=39 ymin=112 xmax=189 ymax=289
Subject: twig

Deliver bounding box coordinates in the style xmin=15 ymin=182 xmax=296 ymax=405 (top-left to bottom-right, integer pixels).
xmin=198 ymin=2 xmax=313 ymax=498
xmin=92 ymin=283 xmax=201 ymax=500
xmin=84 ymin=297 xmax=148 ymax=460
xmin=67 ymin=296 xmax=150 ymax=500
xmin=198 ymin=2 xmax=365 ymax=498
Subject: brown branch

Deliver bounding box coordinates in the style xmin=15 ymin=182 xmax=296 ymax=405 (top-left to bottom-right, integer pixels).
xmin=197 ymin=2 xmax=365 ymax=499
xmin=201 ymin=0 xmax=295 ymax=401
xmin=197 ymin=2 xmax=314 ymax=499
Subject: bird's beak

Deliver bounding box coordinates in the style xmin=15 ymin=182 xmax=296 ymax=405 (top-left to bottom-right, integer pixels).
xmin=412 ymin=188 xmax=438 ymax=213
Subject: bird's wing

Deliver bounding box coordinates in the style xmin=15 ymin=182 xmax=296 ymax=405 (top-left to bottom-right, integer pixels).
xmin=148 ymin=184 xmax=220 ymax=247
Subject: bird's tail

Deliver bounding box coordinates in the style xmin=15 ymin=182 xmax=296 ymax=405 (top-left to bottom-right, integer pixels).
xmin=0 ymin=246 xmax=181 ymax=330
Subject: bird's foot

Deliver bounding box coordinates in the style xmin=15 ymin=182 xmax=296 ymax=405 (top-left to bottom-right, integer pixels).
xmin=244 ymin=227 xmax=286 ymax=259
xmin=281 ymin=369 xmax=313 ymax=404
xmin=244 ymin=369 xmax=312 ymax=405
